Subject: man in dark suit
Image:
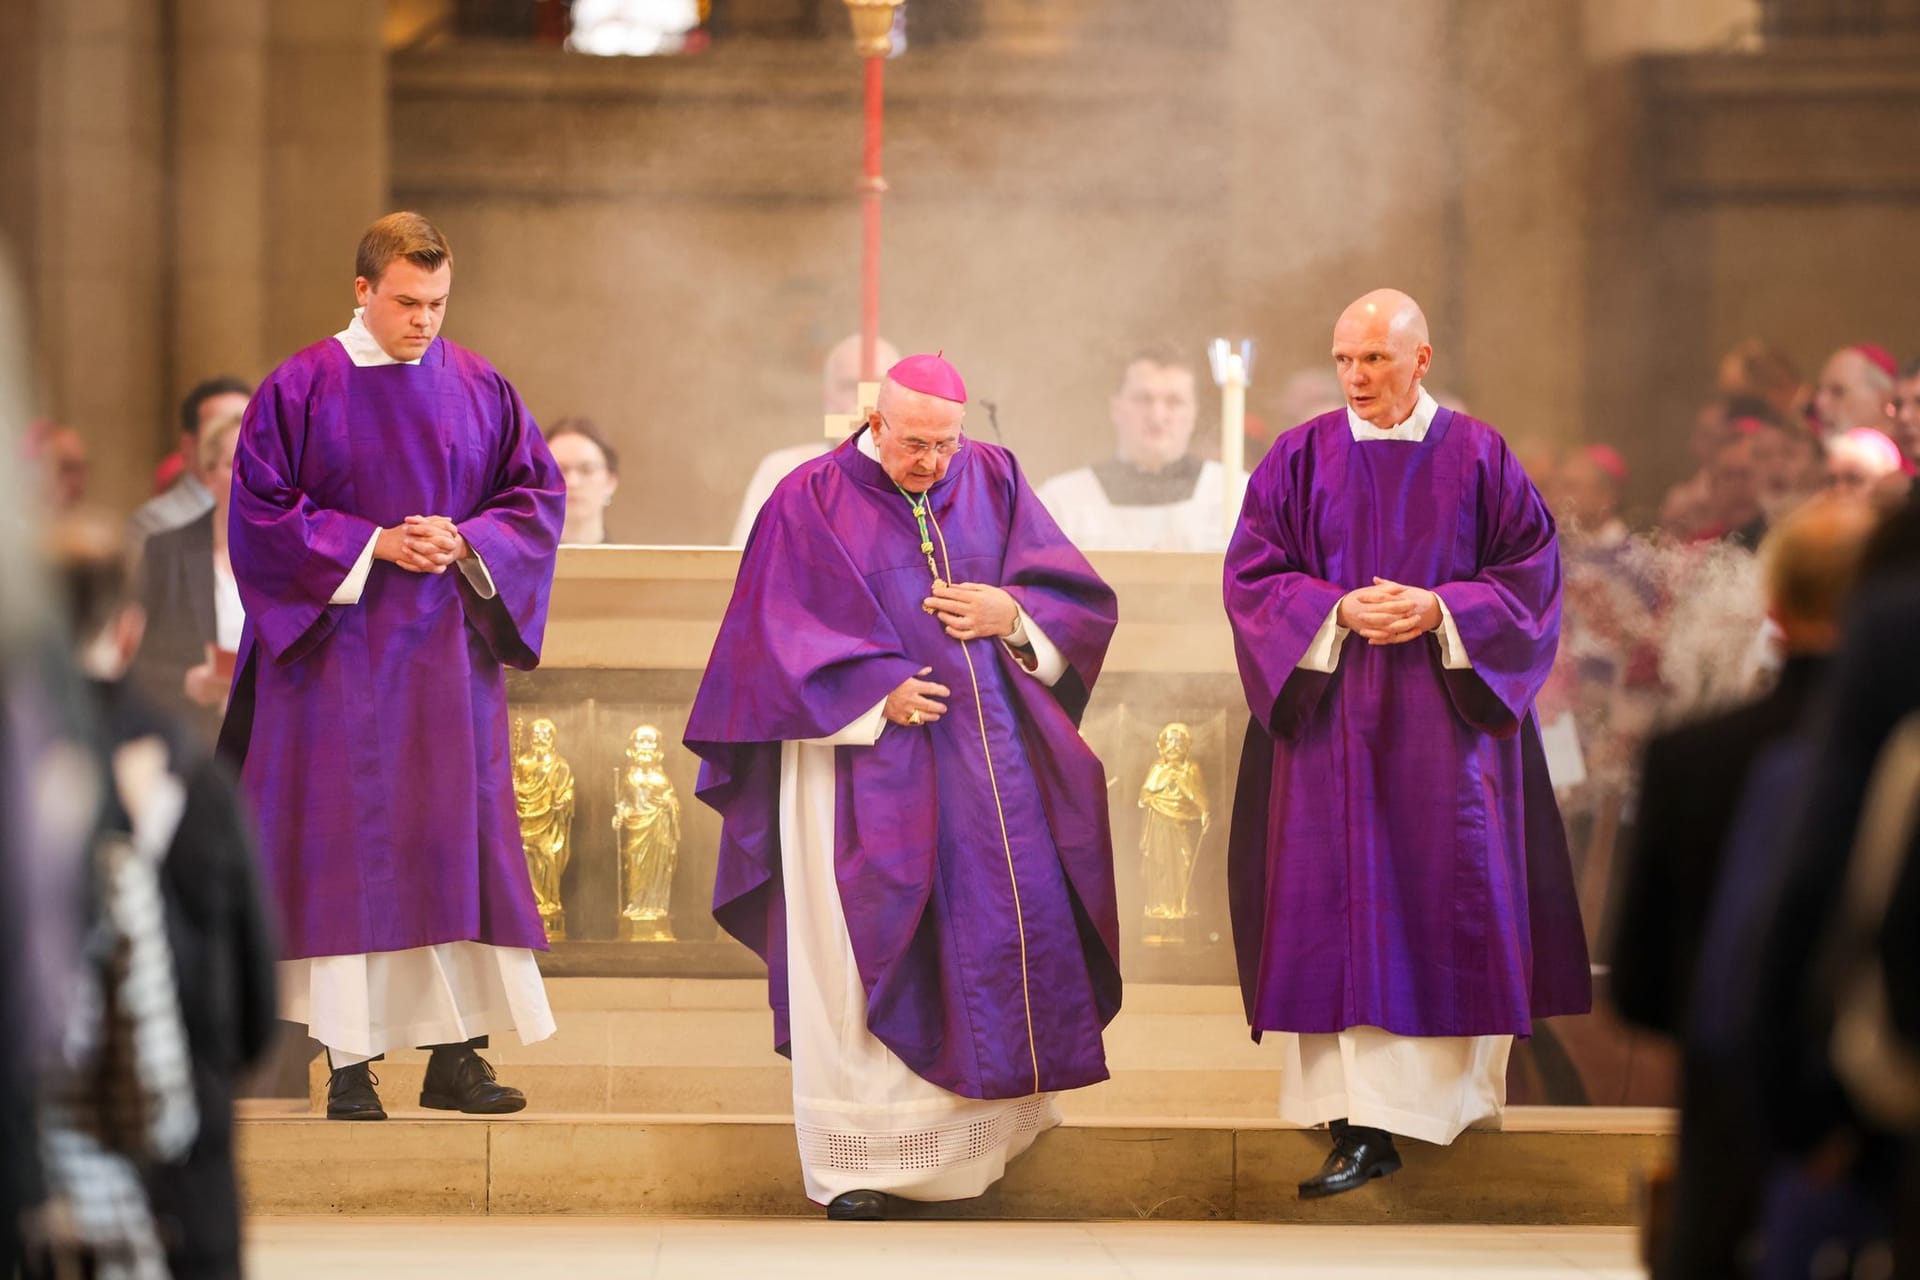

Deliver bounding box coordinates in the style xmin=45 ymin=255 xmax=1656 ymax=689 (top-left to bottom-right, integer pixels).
xmin=1610 ymin=496 xmax=1876 ymax=1279
xmin=1611 ymin=495 xmax=1876 ymax=1037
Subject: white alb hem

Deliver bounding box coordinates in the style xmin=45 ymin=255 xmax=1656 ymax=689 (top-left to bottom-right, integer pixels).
xmin=279 ymin=941 xmax=556 ymax=1064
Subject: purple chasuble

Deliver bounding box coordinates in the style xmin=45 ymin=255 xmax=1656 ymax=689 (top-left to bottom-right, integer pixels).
xmin=1223 ymin=407 xmax=1591 ymax=1039
xmin=220 ymin=336 xmax=564 ymax=960
xmin=686 ymin=430 xmax=1121 ymax=1101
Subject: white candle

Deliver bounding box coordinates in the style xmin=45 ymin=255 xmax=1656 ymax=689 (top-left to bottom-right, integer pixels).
xmin=1221 ymin=353 xmax=1247 ymax=543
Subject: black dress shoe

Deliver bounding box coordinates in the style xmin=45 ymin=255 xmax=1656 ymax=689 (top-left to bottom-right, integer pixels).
xmin=326 ymin=1061 xmax=387 ymax=1121
xmin=1299 ymin=1124 xmax=1401 ymax=1200
xmin=826 ymin=1190 xmax=889 ymax=1221
xmin=419 ymin=1045 xmax=527 ymax=1114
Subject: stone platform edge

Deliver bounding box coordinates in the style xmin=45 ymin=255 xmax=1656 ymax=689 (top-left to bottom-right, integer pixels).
xmin=238 ymin=1110 xmax=1670 ymax=1226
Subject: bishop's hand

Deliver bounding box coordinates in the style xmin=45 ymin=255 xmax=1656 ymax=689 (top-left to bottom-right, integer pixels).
xmin=885 ymin=666 xmax=951 ymax=727
xmin=404 ymin=514 xmax=471 ymax=568
xmin=924 ymin=581 xmax=1018 ymax=641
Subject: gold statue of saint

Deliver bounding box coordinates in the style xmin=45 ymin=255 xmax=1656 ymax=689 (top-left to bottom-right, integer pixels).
xmin=614 ymin=725 xmax=681 ymax=942
xmin=1138 ymin=722 xmax=1209 ymax=945
xmin=513 ymin=717 xmax=575 ymax=940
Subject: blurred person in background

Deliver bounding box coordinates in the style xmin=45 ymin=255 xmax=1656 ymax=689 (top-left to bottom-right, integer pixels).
xmin=1036 ymin=344 xmax=1240 ymax=552
xmin=1698 ymin=431 xmax=1768 ymax=550
xmin=545 ymin=416 xmax=621 ymax=545
xmin=1824 ymin=425 xmax=1913 ymax=512
xmin=129 ymin=412 xmax=245 ymax=745
xmin=131 ymin=376 xmax=252 ymax=551
xmin=1810 ymin=343 xmax=1897 ymax=440
xmin=1745 ymin=409 xmax=1824 ymax=525
xmin=1716 ymin=337 xmax=1806 ymax=422
xmin=25 ymin=420 xmax=88 ymax=514
xmin=1888 ymin=356 xmax=1920 ymax=466
xmin=731 ymin=333 xmax=900 ymax=545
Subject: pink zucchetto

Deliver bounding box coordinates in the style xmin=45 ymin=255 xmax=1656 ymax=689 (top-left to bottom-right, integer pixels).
xmin=1852 ymin=344 xmax=1899 ymax=383
xmin=886 ymin=352 xmax=968 ymax=405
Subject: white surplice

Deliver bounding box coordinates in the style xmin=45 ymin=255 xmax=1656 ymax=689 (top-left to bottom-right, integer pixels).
xmin=275 ymin=310 xmax=555 ymax=1064
xmin=1276 ymin=388 xmax=1511 ymax=1147
xmin=1034 ymin=459 xmax=1246 ymax=553
xmin=781 ymin=428 xmax=1072 ymax=1203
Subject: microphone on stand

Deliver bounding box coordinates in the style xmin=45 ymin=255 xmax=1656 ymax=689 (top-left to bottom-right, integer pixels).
xmin=979 ymin=399 xmax=1005 ymax=444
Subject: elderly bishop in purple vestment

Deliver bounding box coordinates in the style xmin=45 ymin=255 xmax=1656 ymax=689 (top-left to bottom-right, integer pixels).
xmin=221 ymin=213 xmax=564 ymax=1121
xmin=1223 ymin=290 xmax=1591 ymax=1200
xmin=686 ymin=353 xmax=1122 ymax=1220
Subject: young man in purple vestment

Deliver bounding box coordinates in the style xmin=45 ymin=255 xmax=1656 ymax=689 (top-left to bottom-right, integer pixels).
xmin=220 ymin=212 xmax=565 ymax=1120
xmin=1223 ymin=289 xmax=1591 ymax=1200
xmin=687 ymin=353 xmax=1123 ymax=1220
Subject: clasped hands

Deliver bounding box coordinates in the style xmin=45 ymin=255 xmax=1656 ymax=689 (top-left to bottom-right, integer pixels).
xmin=1338 ymin=577 xmax=1443 ymax=645
xmin=375 ymin=515 xmax=471 ymax=574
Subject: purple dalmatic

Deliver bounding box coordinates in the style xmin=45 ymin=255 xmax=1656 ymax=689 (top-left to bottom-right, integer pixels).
xmin=686 ymin=430 xmax=1122 ymax=1101
xmin=220 ymin=337 xmax=564 ymax=960
xmin=1223 ymin=407 xmax=1592 ymax=1040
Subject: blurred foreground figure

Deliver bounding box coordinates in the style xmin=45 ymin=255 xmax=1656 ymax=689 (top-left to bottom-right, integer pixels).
xmin=30 ymin=514 xmax=198 ymax=1280
xmin=688 ymin=353 xmax=1121 ymax=1220
xmin=43 ymin=512 xmax=279 ymax=1280
xmin=222 ymin=211 xmax=565 ymax=1120
xmin=1224 ymin=289 xmax=1589 ymax=1200
xmin=1035 ymin=345 xmax=1242 ymax=551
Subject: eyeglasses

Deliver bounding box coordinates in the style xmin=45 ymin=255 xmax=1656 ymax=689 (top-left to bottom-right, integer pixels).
xmin=875 ymin=411 xmax=965 ymax=459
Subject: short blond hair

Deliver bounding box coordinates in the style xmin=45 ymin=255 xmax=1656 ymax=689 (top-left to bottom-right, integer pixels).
xmin=1760 ymin=494 xmax=1877 ymax=625
xmin=355 ymin=211 xmax=451 ymax=285
xmin=196 ymin=411 xmax=243 ymax=473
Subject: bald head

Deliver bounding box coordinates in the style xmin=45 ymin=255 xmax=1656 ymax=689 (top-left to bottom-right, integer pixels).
xmin=1331 ymin=289 xmax=1434 ymax=429
xmin=823 ymin=333 xmax=902 ymax=415
xmin=1761 ymin=494 xmax=1877 ymax=653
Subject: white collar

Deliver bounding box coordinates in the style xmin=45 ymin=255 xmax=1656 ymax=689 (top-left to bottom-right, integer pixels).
xmin=1346 ymin=388 xmax=1440 ymax=442
xmin=333 ymin=307 xmax=424 ymax=368
xmin=857 ymin=425 xmax=880 ymax=462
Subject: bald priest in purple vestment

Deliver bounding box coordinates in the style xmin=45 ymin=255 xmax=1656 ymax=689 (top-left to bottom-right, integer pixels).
xmin=1223 ymin=290 xmax=1591 ymax=1200
xmin=686 ymin=353 xmax=1122 ymax=1221
xmin=220 ymin=212 xmax=565 ymax=1121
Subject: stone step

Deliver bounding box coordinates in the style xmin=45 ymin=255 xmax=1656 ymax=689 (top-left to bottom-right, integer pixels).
xmin=306 ymin=978 xmax=1285 ymax=1119
xmin=236 ymin=1106 xmax=1671 ymax=1226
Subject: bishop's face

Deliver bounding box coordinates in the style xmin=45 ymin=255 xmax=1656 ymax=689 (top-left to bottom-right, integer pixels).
xmin=1331 ymin=315 xmax=1431 ymax=430
xmin=354 ymin=258 xmax=450 ymax=362
xmin=870 ymin=396 xmax=966 ymax=494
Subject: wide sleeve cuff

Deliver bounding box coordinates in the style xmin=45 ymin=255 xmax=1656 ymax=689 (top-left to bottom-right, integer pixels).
xmin=328 ymin=530 xmax=380 ymax=604
xmin=801 ymin=698 xmax=888 ymax=747
xmin=1003 ymin=605 xmax=1069 ymax=687
xmin=1295 ymin=604 xmax=1350 ymax=673
xmin=1434 ymin=594 xmax=1472 ymax=669
xmin=457 ymin=544 xmax=498 ymax=601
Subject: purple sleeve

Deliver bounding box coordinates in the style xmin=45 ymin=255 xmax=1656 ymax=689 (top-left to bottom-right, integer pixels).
xmin=228 ymin=362 xmax=378 ymax=665
xmin=1223 ymin=456 xmax=1347 ymax=739
xmin=1433 ymin=436 xmax=1563 ymax=735
xmin=455 ymin=377 xmax=565 ymax=671
xmin=998 ymin=454 xmax=1118 ymax=723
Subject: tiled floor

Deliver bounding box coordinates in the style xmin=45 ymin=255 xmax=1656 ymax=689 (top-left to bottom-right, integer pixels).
xmin=247 ymin=1217 xmax=1642 ymax=1278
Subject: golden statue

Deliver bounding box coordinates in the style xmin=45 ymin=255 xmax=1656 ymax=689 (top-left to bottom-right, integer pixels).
xmin=1138 ymin=722 xmax=1209 ymax=946
xmin=614 ymin=725 xmax=681 ymax=942
xmin=513 ymin=717 xmax=575 ymax=940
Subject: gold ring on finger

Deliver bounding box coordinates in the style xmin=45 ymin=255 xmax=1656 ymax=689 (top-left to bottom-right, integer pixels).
xmin=907 ymin=709 xmax=923 ymax=726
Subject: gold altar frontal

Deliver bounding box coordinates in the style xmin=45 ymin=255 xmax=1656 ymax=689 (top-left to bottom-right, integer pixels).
xmin=513 ymin=545 xmax=1245 ymax=985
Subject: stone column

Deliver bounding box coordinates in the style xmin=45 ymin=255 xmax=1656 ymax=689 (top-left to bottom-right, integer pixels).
xmin=172 ymin=0 xmax=271 ymax=396
xmin=262 ymin=0 xmax=388 ymax=360
xmin=31 ymin=0 xmax=171 ymax=513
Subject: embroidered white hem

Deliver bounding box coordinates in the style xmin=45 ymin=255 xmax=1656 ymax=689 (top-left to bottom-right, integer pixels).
xmin=780 ymin=735 xmax=1060 ymax=1203
xmin=278 ymin=942 xmax=556 ymax=1064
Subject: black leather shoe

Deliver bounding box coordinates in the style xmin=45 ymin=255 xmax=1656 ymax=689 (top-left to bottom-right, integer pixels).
xmin=326 ymin=1061 xmax=387 ymax=1121
xmin=826 ymin=1190 xmax=889 ymax=1221
xmin=419 ymin=1045 xmax=527 ymax=1114
xmin=1299 ymin=1125 xmax=1401 ymax=1200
